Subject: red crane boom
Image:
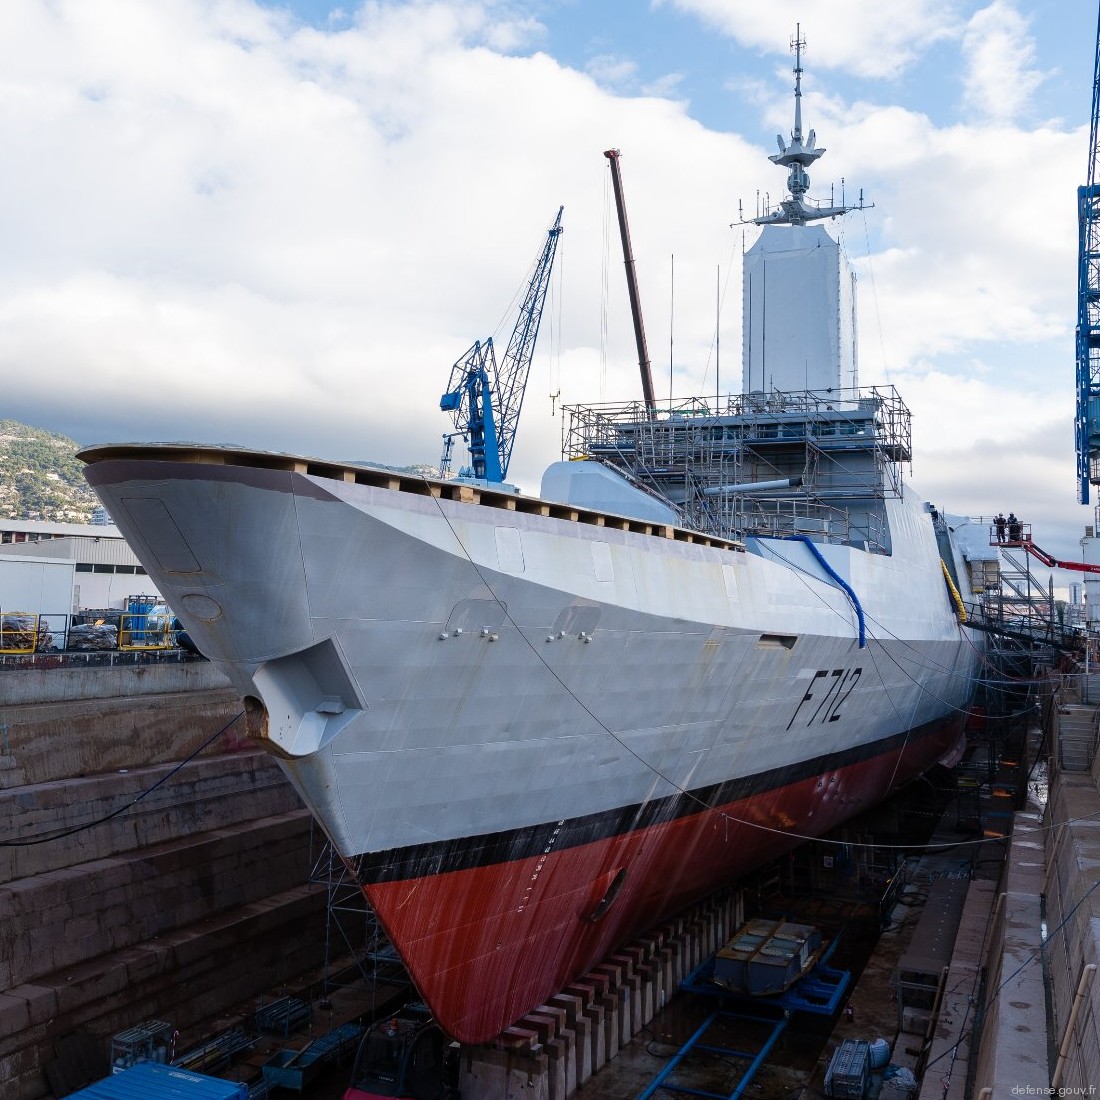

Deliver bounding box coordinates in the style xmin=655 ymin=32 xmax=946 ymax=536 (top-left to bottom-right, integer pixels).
xmin=993 ymin=522 xmax=1100 ymax=573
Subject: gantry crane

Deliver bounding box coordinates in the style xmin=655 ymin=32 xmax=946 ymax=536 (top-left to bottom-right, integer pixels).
xmin=439 ymin=207 xmax=564 ymax=482
xmin=1076 ymin=3 xmax=1100 ymax=504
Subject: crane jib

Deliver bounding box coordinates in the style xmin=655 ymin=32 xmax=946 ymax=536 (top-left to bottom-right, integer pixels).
xmin=439 ymin=207 xmax=564 ymax=483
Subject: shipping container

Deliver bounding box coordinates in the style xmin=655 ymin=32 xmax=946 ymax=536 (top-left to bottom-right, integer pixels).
xmin=64 ymin=1062 xmax=247 ymax=1099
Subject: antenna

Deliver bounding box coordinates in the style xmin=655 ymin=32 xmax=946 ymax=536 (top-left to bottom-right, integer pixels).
xmin=731 ymin=28 xmax=874 ymax=229
xmin=670 ymin=253 xmax=675 ymax=408
xmin=791 ymin=23 xmax=806 ymax=145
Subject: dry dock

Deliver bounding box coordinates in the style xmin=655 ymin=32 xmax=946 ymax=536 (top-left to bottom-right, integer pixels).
xmin=6 ymin=658 xmax=1100 ymax=1098
xmin=0 ymin=653 xmax=323 ymax=1099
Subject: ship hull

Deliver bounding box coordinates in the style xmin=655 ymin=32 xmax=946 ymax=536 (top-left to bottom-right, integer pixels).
xmin=359 ymin=713 xmax=958 ymax=1042
xmin=83 ymin=447 xmax=977 ymax=1044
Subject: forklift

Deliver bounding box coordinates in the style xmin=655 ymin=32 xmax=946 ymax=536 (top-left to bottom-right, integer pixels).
xmin=343 ymin=1004 xmax=458 ymax=1100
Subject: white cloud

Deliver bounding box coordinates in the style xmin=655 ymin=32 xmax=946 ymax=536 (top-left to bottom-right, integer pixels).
xmin=0 ymin=0 xmax=1088 ymax=555
xmin=641 ymin=71 xmax=686 ymax=99
xmin=961 ymin=1 xmax=1046 ymax=123
xmin=0 ymin=1 xmax=756 ymax=475
xmin=809 ymin=99 xmax=1080 ymax=381
xmin=584 ymin=53 xmax=641 ymax=89
xmin=895 ymin=367 xmax=1084 ymax=560
xmin=657 ymin=0 xmax=960 ymax=78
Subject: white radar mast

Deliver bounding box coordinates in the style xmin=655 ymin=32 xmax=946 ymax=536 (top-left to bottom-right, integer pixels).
xmin=753 ymin=25 xmax=870 ymax=227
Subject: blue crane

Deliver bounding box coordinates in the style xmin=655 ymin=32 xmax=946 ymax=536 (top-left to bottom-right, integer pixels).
xmin=440 ymin=206 xmax=563 ymax=483
xmin=1076 ymin=3 xmax=1100 ymax=504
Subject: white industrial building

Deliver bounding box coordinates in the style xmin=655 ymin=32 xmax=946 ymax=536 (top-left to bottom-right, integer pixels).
xmin=0 ymin=518 xmax=163 ymax=615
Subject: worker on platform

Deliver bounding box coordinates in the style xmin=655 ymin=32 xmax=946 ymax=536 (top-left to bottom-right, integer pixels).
xmin=994 ymin=513 xmax=1006 ymax=543
xmin=1007 ymin=513 xmax=1021 ymax=542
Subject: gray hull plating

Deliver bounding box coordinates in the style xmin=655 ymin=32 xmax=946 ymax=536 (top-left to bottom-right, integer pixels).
xmin=84 ymin=450 xmax=978 ymax=861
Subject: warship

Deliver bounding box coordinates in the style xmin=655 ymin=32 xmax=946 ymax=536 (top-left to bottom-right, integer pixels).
xmin=82 ymin=35 xmax=980 ymax=1044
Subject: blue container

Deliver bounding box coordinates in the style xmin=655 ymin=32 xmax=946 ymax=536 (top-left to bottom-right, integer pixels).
xmin=65 ymin=1062 xmax=248 ymax=1099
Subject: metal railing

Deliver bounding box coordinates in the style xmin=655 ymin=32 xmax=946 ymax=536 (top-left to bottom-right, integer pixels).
xmin=0 ymin=608 xmax=181 ymax=654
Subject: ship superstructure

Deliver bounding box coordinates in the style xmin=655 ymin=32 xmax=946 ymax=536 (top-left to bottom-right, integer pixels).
xmin=81 ymin=32 xmax=979 ymax=1046
xmin=559 ymin=384 xmax=909 ymax=550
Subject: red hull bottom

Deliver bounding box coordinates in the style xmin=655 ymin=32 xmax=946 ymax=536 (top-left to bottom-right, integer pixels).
xmin=362 ymin=723 xmax=960 ymax=1043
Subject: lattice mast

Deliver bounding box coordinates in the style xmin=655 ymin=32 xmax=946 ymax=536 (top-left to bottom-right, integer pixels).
xmin=1076 ymin=3 xmax=1100 ymax=504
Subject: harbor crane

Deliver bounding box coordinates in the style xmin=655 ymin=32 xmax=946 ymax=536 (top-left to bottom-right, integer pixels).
xmin=1076 ymin=3 xmax=1100 ymax=504
xmin=439 ymin=207 xmax=564 ymax=483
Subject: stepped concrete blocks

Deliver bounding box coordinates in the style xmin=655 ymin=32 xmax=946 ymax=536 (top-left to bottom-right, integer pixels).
xmin=532 ymin=1007 xmax=576 ymax=1097
xmin=458 ymin=1043 xmax=548 ymax=1099
xmin=592 ymin=961 xmax=632 ymax=1048
xmin=543 ymin=1036 xmax=570 ymax=1100
xmin=524 ymin=1012 xmax=557 ymax=1047
xmin=51 ymin=960 xmax=130 ymax=1016
xmin=654 ymin=945 xmax=675 ymax=1010
xmin=547 ymin=993 xmax=591 ymax=1085
xmin=565 ymin=978 xmax=612 ymax=1063
xmin=609 ymin=955 xmax=644 ymax=1036
xmin=123 ymin=944 xmax=169 ymax=987
xmin=5 ymin=810 xmax=315 ymax=993
xmin=499 ymin=1025 xmax=543 ymax=1055
xmin=0 ymin=1047 xmax=42 ymax=1095
xmin=0 ymin=754 xmax=29 ymax=787
xmin=7 ymin=983 xmax=58 ymax=1026
xmin=0 ymin=669 xmax=343 ymax=1100
xmin=459 ymin=887 xmax=740 ymax=1098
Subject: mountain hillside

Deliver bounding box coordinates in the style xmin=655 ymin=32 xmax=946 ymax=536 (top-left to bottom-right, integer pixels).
xmin=0 ymin=420 xmax=98 ymax=522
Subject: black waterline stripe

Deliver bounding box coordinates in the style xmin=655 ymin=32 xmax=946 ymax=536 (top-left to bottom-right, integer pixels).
xmin=354 ymin=714 xmax=957 ymax=884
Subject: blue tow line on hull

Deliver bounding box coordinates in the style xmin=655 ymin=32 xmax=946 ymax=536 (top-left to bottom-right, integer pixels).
xmin=757 ymin=533 xmax=867 ymax=649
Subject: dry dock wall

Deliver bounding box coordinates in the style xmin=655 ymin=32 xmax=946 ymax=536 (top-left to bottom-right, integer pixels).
xmin=969 ymin=808 xmax=1049 ymax=1094
xmin=0 ymin=660 xmax=325 ymax=1100
xmin=1 ymin=660 xmax=240 ymax=786
xmin=1040 ymin=752 xmax=1100 ymax=1093
xmin=968 ymin=691 xmax=1100 ymax=1094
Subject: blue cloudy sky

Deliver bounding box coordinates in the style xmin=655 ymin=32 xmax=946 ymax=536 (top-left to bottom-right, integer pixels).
xmin=0 ymin=0 xmax=1094 ymax=561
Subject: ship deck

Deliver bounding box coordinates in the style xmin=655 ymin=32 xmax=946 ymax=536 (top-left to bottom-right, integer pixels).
xmin=78 ymin=442 xmax=746 ymax=551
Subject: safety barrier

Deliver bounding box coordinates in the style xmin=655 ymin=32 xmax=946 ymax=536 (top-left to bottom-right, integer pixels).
xmin=0 ymin=607 xmax=181 ymax=654
xmin=119 ymin=609 xmax=178 ymax=651
xmin=0 ymin=611 xmax=40 ymax=654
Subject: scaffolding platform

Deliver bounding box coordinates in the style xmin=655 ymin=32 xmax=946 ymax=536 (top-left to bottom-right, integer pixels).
xmin=561 ymin=385 xmax=911 ymax=547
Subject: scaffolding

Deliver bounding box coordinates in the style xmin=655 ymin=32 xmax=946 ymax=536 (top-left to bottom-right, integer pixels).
xmin=308 ymin=829 xmax=411 ymax=1007
xmin=971 ymin=546 xmax=1064 ymax=697
xmin=948 ymin=536 xmax=1076 ymax=839
xmin=561 ymin=386 xmax=911 ymax=548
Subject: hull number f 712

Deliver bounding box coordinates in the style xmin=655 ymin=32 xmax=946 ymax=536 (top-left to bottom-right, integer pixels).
xmin=787 ymin=668 xmax=863 ymax=730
